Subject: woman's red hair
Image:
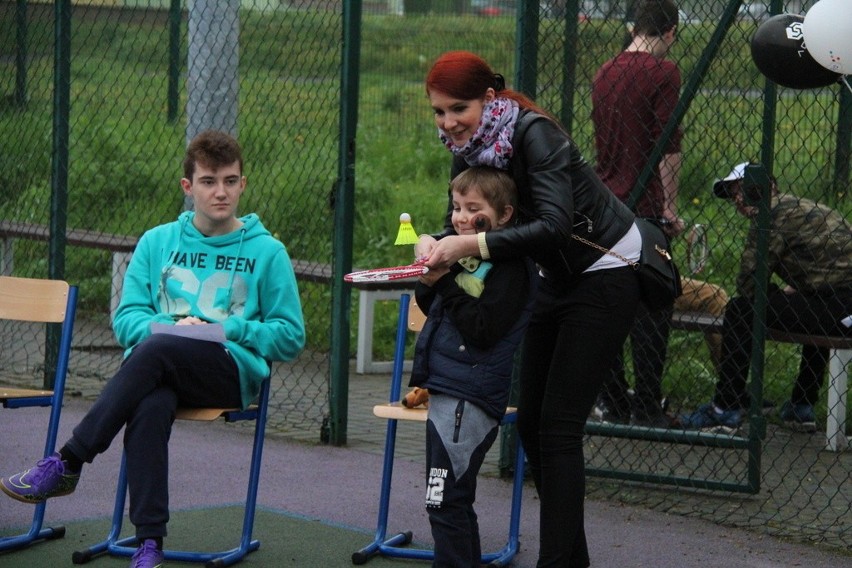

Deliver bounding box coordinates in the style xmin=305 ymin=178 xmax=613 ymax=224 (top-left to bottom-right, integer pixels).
xmin=425 ymin=50 xmax=550 ymax=118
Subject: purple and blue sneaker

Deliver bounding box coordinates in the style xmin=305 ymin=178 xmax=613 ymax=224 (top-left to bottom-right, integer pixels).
xmin=0 ymin=452 xmax=79 ymax=504
xmin=130 ymin=539 xmax=164 ymax=568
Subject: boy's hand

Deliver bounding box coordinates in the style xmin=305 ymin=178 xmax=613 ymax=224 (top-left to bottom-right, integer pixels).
xmin=175 ymin=316 xmax=207 ymax=326
xmin=419 ymin=266 xmax=449 ymax=287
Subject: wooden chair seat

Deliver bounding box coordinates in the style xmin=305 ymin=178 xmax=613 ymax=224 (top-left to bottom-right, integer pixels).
xmin=174 ymin=404 xmax=259 ymax=422
xmin=1 ymin=387 xmax=54 ymax=400
xmin=373 ymin=403 xmax=518 ymax=423
xmin=175 ymin=406 xmax=240 ymax=421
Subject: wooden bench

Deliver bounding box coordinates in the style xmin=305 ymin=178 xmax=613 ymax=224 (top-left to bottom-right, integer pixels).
xmin=0 ymin=221 xmax=412 ymax=373
xmin=0 ymin=220 xmax=137 ymax=319
xmin=671 ymin=311 xmax=851 ymax=451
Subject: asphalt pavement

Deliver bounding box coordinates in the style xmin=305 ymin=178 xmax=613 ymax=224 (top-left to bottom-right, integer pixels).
xmin=2 ymin=397 xmax=850 ymax=567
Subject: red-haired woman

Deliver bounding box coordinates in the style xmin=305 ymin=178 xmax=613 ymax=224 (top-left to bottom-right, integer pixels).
xmin=415 ymin=50 xmax=642 ymax=567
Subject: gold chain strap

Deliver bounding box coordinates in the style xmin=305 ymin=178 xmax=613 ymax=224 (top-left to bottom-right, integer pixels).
xmin=571 ymin=234 xmax=639 ymax=270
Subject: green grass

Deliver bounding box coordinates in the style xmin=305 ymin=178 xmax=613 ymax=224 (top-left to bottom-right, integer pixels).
xmin=1 ymin=7 xmax=849 ymax=417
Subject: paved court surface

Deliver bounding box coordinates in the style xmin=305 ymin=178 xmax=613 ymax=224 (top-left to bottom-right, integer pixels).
xmin=2 ymin=397 xmax=850 ymax=567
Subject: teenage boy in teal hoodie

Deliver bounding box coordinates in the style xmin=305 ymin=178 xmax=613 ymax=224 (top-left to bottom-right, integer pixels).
xmin=0 ymin=130 xmax=306 ymax=568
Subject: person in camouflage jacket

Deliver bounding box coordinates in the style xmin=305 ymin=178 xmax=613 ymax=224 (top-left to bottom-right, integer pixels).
xmin=680 ymin=162 xmax=852 ymax=433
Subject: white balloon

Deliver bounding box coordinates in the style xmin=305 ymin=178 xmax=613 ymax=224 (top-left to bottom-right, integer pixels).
xmin=803 ymin=0 xmax=852 ymax=74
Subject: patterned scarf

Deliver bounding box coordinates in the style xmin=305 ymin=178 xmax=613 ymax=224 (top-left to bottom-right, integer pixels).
xmin=438 ymin=97 xmax=519 ymax=170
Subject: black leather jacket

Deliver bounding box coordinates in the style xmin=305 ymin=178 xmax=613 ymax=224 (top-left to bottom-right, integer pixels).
xmin=444 ymin=109 xmax=636 ymax=286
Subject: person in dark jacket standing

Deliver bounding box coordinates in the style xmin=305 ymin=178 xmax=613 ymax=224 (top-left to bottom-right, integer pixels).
xmin=409 ymin=166 xmax=534 ymax=567
xmin=416 ymin=51 xmax=642 ymax=568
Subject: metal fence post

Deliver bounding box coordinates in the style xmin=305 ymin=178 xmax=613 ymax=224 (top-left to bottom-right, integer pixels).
xmin=46 ymin=0 xmax=72 ymax=390
xmin=328 ymin=0 xmax=363 ymax=446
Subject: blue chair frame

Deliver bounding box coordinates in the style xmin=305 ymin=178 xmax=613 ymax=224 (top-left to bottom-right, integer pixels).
xmin=71 ymin=376 xmax=271 ymax=568
xmin=0 ymin=277 xmax=78 ymax=552
xmin=352 ymin=293 xmax=525 ymax=567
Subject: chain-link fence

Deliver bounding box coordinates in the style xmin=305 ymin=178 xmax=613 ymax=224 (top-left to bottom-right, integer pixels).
xmin=1 ymin=0 xmax=850 ymax=554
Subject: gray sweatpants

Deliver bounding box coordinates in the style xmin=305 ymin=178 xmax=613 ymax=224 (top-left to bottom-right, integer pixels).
xmin=425 ymin=393 xmax=499 ymax=567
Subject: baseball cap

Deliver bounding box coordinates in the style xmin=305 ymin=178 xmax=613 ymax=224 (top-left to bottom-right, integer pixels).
xmin=712 ymin=162 xmax=750 ymax=198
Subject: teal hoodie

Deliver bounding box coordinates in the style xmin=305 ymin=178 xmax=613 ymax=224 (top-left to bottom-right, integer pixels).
xmin=113 ymin=211 xmax=306 ymax=408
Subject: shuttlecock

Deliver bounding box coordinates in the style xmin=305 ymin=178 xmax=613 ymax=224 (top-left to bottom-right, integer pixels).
xmin=394 ymin=212 xmax=419 ymax=245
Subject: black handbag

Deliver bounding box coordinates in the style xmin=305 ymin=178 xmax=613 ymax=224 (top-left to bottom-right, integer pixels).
xmin=633 ymin=218 xmax=682 ymax=310
xmin=571 ymin=217 xmax=682 ymax=311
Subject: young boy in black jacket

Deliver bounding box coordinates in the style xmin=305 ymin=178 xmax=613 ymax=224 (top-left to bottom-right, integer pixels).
xmin=408 ymin=166 xmax=536 ymax=567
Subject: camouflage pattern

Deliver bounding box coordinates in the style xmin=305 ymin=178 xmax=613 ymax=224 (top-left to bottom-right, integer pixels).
xmin=737 ymin=193 xmax=852 ymax=298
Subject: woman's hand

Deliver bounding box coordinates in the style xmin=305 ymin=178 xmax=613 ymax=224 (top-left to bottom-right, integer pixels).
xmin=418 ymin=234 xmax=479 ymax=269
xmin=414 ymin=234 xmax=438 ymax=262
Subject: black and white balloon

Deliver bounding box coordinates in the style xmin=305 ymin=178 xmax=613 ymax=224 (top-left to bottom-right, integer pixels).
xmin=750 ymin=14 xmax=841 ymax=89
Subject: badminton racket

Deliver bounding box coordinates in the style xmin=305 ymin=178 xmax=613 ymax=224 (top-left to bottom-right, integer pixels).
xmin=346 ymin=216 xmax=488 ymax=283
xmin=344 ymin=263 xmax=429 ymax=283
xmin=686 ymin=223 xmax=708 ymax=274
